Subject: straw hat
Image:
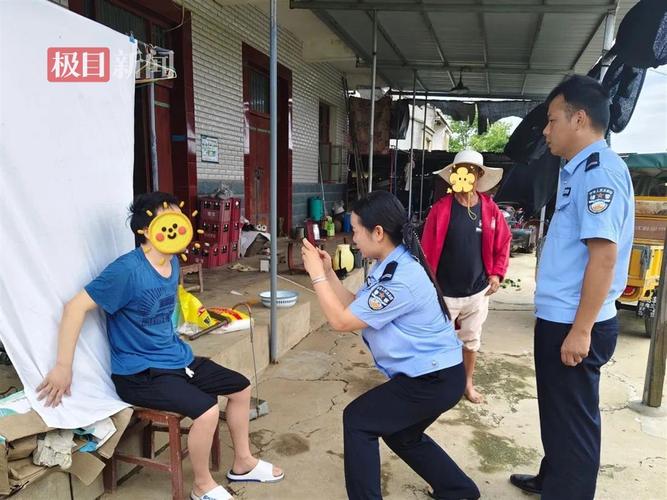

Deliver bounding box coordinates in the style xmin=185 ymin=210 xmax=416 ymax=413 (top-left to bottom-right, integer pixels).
xmin=433 ymin=150 xmax=503 ymax=193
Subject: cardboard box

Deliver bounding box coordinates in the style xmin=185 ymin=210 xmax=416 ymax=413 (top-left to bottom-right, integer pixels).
xmin=0 ymin=407 xmax=133 ymax=496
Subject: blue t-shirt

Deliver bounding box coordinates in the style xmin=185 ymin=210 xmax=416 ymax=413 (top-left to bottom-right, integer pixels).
xmin=85 ymin=247 xmax=194 ymax=375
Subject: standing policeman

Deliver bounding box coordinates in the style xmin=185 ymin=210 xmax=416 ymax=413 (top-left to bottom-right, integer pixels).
xmin=509 ymin=75 xmax=634 ymax=500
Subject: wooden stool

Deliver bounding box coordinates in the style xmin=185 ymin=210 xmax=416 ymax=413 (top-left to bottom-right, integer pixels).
xmin=180 ymin=262 xmax=204 ymax=293
xmin=104 ymin=408 xmax=221 ymax=500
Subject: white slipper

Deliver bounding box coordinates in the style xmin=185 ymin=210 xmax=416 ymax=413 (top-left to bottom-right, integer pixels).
xmin=190 ymin=485 xmax=232 ymax=500
xmin=226 ymin=459 xmax=284 ymax=483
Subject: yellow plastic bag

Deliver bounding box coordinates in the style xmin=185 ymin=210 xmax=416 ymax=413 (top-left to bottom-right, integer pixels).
xmin=176 ymin=285 xmax=217 ymax=330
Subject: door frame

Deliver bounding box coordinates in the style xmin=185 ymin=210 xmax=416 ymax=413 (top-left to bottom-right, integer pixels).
xmin=242 ymin=43 xmax=293 ymax=233
xmin=69 ymin=0 xmax=199 ymax=213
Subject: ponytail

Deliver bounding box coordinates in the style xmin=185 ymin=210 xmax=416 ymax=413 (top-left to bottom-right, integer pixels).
xmin=402 ymin=222 xmax=451 ymax=321
xmin=352 ymin=191 xmax=451 ymax=322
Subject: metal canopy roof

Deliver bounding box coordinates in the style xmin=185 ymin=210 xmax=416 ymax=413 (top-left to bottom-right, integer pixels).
xmin=290 ymin=0 xmax=639 ymax=98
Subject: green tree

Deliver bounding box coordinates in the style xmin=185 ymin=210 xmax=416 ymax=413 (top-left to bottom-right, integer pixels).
xmin=447 ymin=117 xmax=511 ymax=153
xmin=470 ymin=121 xmax=512 ymax=153
xmin=448 ymin=119 xmax=476 ymax=151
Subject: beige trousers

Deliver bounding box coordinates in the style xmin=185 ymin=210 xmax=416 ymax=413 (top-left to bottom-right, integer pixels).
xmin=444 ymin=286 xmax=491 ymax=352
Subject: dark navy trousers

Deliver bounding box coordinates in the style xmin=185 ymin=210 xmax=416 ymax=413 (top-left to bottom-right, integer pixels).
xmin=534 ymin=317 xmax=619 ymax=500
xmin=343 ymin=363 xmax=479 ymax=500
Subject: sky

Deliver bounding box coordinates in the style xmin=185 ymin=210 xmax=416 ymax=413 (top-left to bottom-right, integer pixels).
xmin=610 ymin=67 xmax=667 ymax=154
xmin=497 ymin=67 xmax=667 ymax=154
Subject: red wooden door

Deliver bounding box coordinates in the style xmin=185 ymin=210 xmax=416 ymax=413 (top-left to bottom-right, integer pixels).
xmin=154 ymin=84 xmax=174 ymax=193
xmin=243 ymin=64 xmax=271 ymax=226
xmin=245 ymin=115 xmax=270 ymax=225
xmin=242 ymin=45 xmax=292 ymax=231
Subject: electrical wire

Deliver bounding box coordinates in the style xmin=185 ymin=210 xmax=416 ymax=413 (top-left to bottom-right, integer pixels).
xmin=164 ymin=4 xmax=186 ymax=32
xmin=231 ymin=302 xmax=262 ymax=416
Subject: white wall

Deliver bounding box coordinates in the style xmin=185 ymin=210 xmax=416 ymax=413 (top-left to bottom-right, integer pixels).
xmin=178 ymin=1 xmax=347 ymax=184
xmin=396 ymin=104 xmax=451 ymax=152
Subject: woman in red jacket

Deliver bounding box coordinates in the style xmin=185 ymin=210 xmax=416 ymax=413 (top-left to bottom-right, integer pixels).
xmin=422 ymin=150 xmax=511 ymax=403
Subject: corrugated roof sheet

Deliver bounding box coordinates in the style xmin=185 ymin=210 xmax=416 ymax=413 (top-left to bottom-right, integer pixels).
xmin=292 ymin=0 xmax=638 ymax=97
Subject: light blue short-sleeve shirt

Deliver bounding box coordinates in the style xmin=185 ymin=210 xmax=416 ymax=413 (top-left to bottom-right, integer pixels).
xmin=348 ymin=244 xmax=463 ymax=378
xmin=535 ymin=139 xmax=635 ymax=324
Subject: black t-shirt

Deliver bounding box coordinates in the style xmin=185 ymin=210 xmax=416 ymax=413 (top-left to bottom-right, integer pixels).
xmin=436 ymin=200 xmax=488 ymax=297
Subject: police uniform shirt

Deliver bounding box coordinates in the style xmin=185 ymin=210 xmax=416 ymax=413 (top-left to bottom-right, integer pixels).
xmin=535 ymin=139 xmax=635 ymax=324
xmin=348 ymin=244 xmax=463 ymax=378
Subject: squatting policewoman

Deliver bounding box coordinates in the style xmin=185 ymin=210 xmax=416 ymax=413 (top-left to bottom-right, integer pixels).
xmin=510 ymin=75 xmax=634 ymax=500
xmin=301 ymin=191 xmax=479 ymax=500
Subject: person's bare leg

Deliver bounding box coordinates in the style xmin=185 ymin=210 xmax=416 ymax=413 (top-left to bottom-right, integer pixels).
xmin=463 ymin=349 xmax=484 ymax=403
xmin=190 ymin=405 xmax=222 ymax=496
xmin=225 ymin=386 xmax=282 ymax=477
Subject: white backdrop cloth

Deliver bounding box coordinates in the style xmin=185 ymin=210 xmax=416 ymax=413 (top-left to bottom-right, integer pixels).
xmin=0 ymin=0 xmax=136 ymax=428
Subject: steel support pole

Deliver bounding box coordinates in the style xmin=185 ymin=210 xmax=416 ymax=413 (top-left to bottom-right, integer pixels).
xmin=419 ymin=92 xmax=428 ymax=221
xmin=599 ymin=10 xmax=616 ymax=81
xmin=269 ymin=0 xmax=279 ymax=363
xmin=407 ymin=71 xmax=417 ymax=219
xmin=148 ymin=83 xmax=159 ymax=191
xmin=368 ymin=10 xmax=378 ymax=193
xmin=391 ymin=90 xmax=402 ymax=194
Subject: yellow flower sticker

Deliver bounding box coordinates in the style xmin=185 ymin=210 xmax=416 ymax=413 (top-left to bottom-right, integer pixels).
xmin=449 ymin=166 xmax=476 ymax=193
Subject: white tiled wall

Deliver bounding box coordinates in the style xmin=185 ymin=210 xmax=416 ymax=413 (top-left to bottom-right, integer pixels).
xmin=178 ymin=1 xmax=347 ymax=185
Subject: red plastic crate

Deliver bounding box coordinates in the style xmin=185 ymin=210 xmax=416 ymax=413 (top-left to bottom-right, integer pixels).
xmin=230 ymin=198 xmax=242 ymax=223
xmin=199 ymin=198 xmax=222 ymax=222
xmin=220 ymin=199 xmax=233 ymax=223
xmin=198 ymin=221 xmax=231 ymax=245
xmin=199 ymin=197 xmax=236 ymax=223
xmin=217 ymin=244 xmax=230 ymax=266
xmin=183 ymin=243 xmax=204 ymax=265
xmin=230 ymin=221 xmax=241 ymax=243
xmin=202 ymin=244 xmax=220 ymax=269
xmin=229 ymin=240 xmax=239 ymax=263
xmin=199 ymin=228 xmax=229 ymax=247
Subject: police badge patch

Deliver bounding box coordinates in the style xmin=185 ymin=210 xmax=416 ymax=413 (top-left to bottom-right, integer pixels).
xmin=368 ymin=285 xmax=395 ymax=311
xmin=587 ymin=187 xmax=614 ymax=214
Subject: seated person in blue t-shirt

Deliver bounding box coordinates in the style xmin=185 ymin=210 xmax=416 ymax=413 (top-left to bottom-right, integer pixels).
xmin=37 ymin=192 xmax=283 ymax=500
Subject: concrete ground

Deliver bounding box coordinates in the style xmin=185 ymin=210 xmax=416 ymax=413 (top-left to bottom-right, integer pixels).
xmin=104 ymin=253 xmax=667 ymax=500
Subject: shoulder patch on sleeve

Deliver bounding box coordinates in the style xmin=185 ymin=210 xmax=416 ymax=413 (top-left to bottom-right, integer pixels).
xmin=585 ymin=152 xmax=600 ymax=171
xmin=587 ymin=187 xmax=614 ymax=214
xmin=379 ymin=261 xmax=398 ymax=282
xmin=368 ymin=285 xmax=395 ymax=310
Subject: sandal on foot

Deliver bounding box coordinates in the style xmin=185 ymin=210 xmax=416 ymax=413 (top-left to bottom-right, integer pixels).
xmin=226 ymin=459 xmax=284 ymax=483
xmin=190 ymin=485 xmax=232 ymax=500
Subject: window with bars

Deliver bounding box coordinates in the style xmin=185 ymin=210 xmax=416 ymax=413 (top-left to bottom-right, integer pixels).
xmin=85 ymin=0 xmax=171 ymax=48
xmin=249 ymin=69 xmax=270 ymax=114
xmin=319 ymin=144 xmax=346 ymax=183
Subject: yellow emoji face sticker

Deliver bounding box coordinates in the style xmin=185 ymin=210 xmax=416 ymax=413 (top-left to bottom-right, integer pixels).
xmin=146 ymin=211 xmax=194 ymax=254
xmin=449 ymin=165 xmax=476 ymax=193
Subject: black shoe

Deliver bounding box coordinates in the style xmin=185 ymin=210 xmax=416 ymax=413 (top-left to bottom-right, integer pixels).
xmin=509 ymin=474 xmax=542 ymax=495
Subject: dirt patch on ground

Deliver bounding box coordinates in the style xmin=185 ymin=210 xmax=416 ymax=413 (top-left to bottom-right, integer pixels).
xmin=272 ymin=433 xmax=310 ymax=456
xmin=474 ymin=356 xmax=535 ymax=411
xmin=470 ymin=429 xmax=540 ymax=473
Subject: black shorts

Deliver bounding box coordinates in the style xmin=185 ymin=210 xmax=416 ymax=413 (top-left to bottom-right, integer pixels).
xmin=112 ymin=357 xmax=250 ymax=419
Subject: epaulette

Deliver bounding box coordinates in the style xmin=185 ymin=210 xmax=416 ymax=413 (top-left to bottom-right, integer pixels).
xmin=585 ymin=152 xmax=600 ymax=172
xmin=379 ymin=261 xmax=398 ymax=282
